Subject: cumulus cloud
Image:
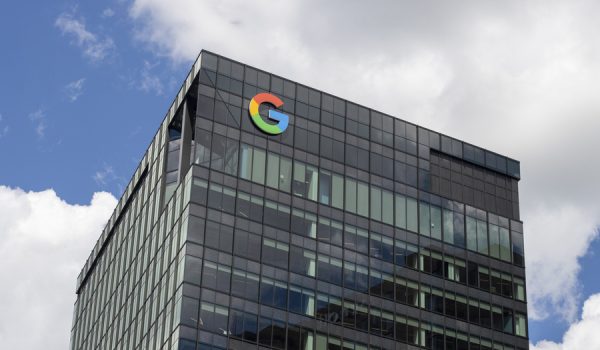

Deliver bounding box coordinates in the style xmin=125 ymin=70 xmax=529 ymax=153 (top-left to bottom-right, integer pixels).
xmin=0 ymin=186 xmax=117 ymax=350
xmin=65 ymin=78 xmax=86 ymax=102
xmin=531 ymin=293 xmax=600 ymax=350
xmin=129 ymin=0 xmax=600 ymax=323
xmin=55 ymin=13 xmax=115 ymax=62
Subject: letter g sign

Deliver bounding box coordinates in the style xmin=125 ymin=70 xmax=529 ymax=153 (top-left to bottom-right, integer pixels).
xmin=248 ymin=93 xmax=289 ymax=135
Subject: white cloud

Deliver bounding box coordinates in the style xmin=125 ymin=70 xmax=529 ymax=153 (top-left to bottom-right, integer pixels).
xmin=93 ymin=164 xmax=116 ymax=186
xmin=526 ymin=206 xmax=600 ymax=320
xmin=55 ymin=13 xmax=115 ymax=62
xmin=0 ymin=186 xmax=117 ymax=350
xmin=130 ymin=0 xmax=600 ymax=324
xmin=28 ymin=109 xmax=46 ymax=138
xmin=65 ymin=78 xmax=86 ymax=102
xmin=101 ymin=8 xmax=115 ymax=18
xmin=139 ymin=60 xmax=163 ymax=95
xmin=0 ymin=113 xmax=8 ymax=139
xmin=531 ymin=293 xmax=600 ymax=350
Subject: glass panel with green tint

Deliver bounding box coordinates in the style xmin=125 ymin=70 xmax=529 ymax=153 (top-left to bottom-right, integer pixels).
xmin=357 ymin=182 xmax=369 ymax=217
xmin=332 ymin=173 xmax=344 ymax=209
xmin=419 ymin=202 xmax=430 ymax=237
xmin=407 ymin=198 xmax=418 ymax=233
xmin=371 ymin=187 xmax=382 ymax=222
xmin=443 ymin=209 xmax=454 ymax=244
xmin=477 ymin=219 xmax=489 ymax=255
xmin=395 ymin=195 xmax=407 ymax=229
xmin=489 ymin=224 xmax=500 ymax=259
xmin=345 ymin=178 xmax=357 ymax=213
xmin=466 ymin=217 xmax=477 ymax=251
xmin=430 ymin=205 xmax=442 ymax=240
xmin=500 ymin=227 xmax=511 ymax=262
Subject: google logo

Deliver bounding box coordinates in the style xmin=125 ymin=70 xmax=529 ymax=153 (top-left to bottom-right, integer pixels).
xmin=248 ymin=93 xmax=289 ymax=135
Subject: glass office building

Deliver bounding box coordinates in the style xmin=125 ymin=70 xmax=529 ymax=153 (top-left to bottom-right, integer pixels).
xmin=70 ymin=51 xmax=528 ymax=350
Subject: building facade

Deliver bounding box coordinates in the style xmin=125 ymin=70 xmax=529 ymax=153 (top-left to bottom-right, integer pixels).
xmin=70 ymin=51 xmax=528 ymax=350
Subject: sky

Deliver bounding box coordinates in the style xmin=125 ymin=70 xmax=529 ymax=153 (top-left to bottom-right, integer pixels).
xmin=1 ymin=0 xmax=600 ymax=349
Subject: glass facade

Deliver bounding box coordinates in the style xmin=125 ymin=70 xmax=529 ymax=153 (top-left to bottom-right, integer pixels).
xmin=70 ymin=51 xmax=528 ymax=350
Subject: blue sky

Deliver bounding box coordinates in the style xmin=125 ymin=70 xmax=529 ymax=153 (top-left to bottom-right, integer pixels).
xmin=1 ymin=1 xmax=600 ymax=349
xmin=0 ymin=0 xmax=184 ymax=202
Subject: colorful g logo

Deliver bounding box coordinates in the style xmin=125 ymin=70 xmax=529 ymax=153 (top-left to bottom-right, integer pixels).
xmin=249 ymin=93 xmax=289 ymax=135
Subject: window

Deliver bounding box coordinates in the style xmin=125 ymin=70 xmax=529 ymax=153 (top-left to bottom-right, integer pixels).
xmin=512 ymin=230 xmax=525 ymax=266
xmin=230 ymin=309 xmax=258 ymax=342
xmin=260 ymin=278 xmax=288 ymax=309
xmin=262 ymin=238 xmax=289 ymax=268
xmin=205 ymin=220 xmax=233 ymax=253
xmin=200 ymin=302 xmax=229 ymax=335
xmin=403 ymin=197 xmax=417 ymax=233
xmin=503 ymin=308 xmax=514 ymax=334
xmin=293 ymin=162 xmax=318 ymax=201
xmin=317 ymin=255 xmax=343 ymax=285
xmin=289 ymin=246 xmax=316 ymax=277
xmin=291 ymin=209 xmax=317 ymax=238
xmin=489 ymin=224 xmax=501 ymax=259
xmin=515 ymin=313 xmax=527 ymax=337
xmin=233 ymin=228 xmax=261 ymax=260
xmin=343 ymin=262 xmax=369 ymax=292
xmin=202 ymin=260 xmax=231 ymax=293
xmin=236 ymin=192 xmax=263 ymax=222
xmin=370 ymin=187 xmax=394 ymax=225
xmin=316 ymin=294 xmax=342 ymax=324
xmin=317 ymin=217 xmax=343 ymax=246
xmin=370 ymin=233 xmax=394 ymax=262
xmin=466 ymin=217 xmax=477 ymax=251
xmin=231 ymin=269 xmax=259 ymax=301
xmin=195 ymin=129 xmax=212 ymax=167
xmin=514 ymin=277 xmax=526 ymax=302
xmin=445 ymin=256 xmax=466 ymax=283
xmin=395 ymin=194 xmax=407 ymax=229
xmin=419 ymin=202 xmax=431 ymax=237
xmin=499 ymin=227 xmax=511 ymax=262
xmin=477 ymin=219 xmax=489 ymax=254
xmin=289 ymin=285 xmax=315 ymax=316
xmin=443 ymin=209 xmax=454 ymax=244
xmin=263 ymin=200 xmax=290 ymax=230
xmin=344 ymin=225 xmax=369 ymax=254
xmin=266 ymin=152 xmax=292 ymax=192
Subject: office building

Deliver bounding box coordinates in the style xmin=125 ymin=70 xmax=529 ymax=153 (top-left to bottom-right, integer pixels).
xmin=70 ymin=50 xmax=528 ymax=350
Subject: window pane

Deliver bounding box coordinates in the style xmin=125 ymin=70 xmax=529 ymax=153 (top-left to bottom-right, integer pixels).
xmin=332 ymin=174 xmax=344 ymax=209
xmin=407 ymin=198 xmax=418 ymax=232
xmin=419 ymin=202 xmax=430 ymax=237
xmin=319 ymin=171 xmax=332 ymax=205
xmin=430 ymin=205 xmax=442 ymax=240
xmin=266 ymin=153 xmax=280 ymax=189
xmin=477 ymin=220 xmax=488 ymax=255
xmin=224 ymin=139 xmax=239 ymax=175
xmin=395 ymin=195 xmax=407 ymax=229
xmin=512 ymin=231 xmax=525 ymax=266
xmin=466 ymin=217 xmax=477 ymax=251
xmin=443 ymin=209 xmax=454 ymax=244
xmin=239 ymin=144 xmax=253 ymax=180
xmin=382 ymin=191 xmax=394 ymax=225
xmin=489 ymin=225 xmax=500 ymax=259
xmin=500 ymin=228 xmax=512 ymax=262
xmin=357 ymin=182 xmax=369 ymax=217
xmin=345 ymin=179 xmax=357 ymax=213
xmin=252 ymin=148 xmax=266 ymax=184
xmin=280 ymin=157 xmax=292 ymax=192
xmin=371 ymin=187 xmax=382 ymax=221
